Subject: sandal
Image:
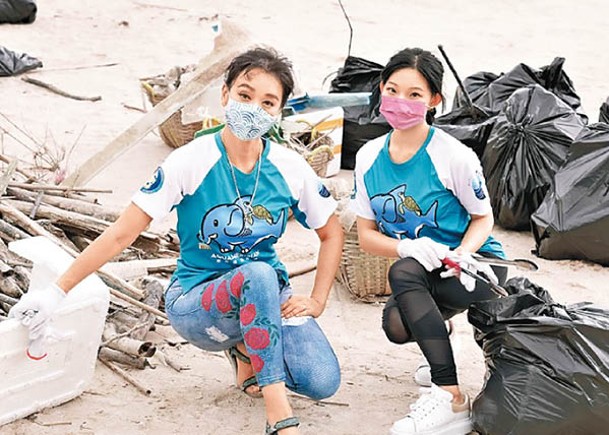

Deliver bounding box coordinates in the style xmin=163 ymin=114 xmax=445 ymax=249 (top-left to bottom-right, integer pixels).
xmin=224 ymin=346 xmax=263 ymax=399
xmin=265 ymin=417 xmax=300 ymax=434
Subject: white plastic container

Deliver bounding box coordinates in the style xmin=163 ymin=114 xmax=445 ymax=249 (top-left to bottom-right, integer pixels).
xmin=0 ymin=236 xmax=109 ymax=426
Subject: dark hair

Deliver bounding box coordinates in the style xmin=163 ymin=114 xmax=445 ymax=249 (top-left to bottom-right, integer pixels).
xmin=224 ymin=47 xmax=295 ymax=107
xmin=380 ymin=48 xmax=445 ymax=124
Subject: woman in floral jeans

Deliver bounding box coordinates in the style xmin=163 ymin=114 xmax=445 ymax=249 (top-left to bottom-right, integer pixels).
xmin=10 ymin=47 xmax=343 ymax=435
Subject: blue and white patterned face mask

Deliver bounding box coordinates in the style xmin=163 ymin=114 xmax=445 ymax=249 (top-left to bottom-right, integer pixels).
xmin=224 ymin=98 xmax=278 ymax=141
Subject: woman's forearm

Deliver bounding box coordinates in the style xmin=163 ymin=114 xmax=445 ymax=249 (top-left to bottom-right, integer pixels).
xmin=57 ymin=203 xmax=152 ymax=292
xmin=458 ymin=213 xmax=494 ymax=253
xmin=310 ymin=215 xmax=344 ymax=308
xmin=357 ymin=217 xmax=400 ymax=258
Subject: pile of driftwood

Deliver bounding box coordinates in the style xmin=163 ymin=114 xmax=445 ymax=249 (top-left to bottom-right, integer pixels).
xmin=0 ymin=156 xmax=183 ymax=395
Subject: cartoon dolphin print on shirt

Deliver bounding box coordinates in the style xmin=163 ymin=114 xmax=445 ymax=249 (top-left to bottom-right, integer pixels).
xmin=199 ymin=196 xmax=285 ymax=253
xmin=370 ymin=184 xmax=439 ymax=239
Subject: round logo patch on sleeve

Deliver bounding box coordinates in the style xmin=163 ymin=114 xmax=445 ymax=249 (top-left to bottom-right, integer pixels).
xmin=472 ymin=171 xmax=486 ymax=200
xmin=318 ymin=182 xmax=331 ymax=198
xmin=140 ymin=167 xmax=164 ymax=193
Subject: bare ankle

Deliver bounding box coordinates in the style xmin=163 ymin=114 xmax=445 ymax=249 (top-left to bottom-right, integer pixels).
xmin=438 ymin=385 xmax=464 ymax=404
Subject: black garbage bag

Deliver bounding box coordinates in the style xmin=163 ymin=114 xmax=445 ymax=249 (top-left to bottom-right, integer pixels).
xmin=0 ymin=0 xmax=36 ymax=24
xmin=600 ymin=97 xmax=609 ymax=124
xmin=0 ymin=46 xmax=42 ymax=76
xmin=451 ymin=71 xmax=499 ymax=112
xmin=469 ymin=277 xmax=609 ymax=435
xmin=482 ymin=84 xmax=585 ymax=230
xmin=329 ymin=56 xmax=391 ymax=169
xmin=452 ymin=57 xmax=587 ymax=123
xmin=531 ymin=123 xmax=609 ymax=265
xmin=435 ymin=104 xmax=496 ymax=158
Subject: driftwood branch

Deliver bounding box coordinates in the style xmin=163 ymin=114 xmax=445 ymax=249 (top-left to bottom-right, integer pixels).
xmin=98 ymin=347 xmax=147 ymax=370
xmin=8 ymin=186 xmax=120 ymax=221
xmin=62 ymin=18 xmax=251 ymax=187
xmin=29 ymin=62 xmax=118 ymax=73
xmin=99 ymin=358 xmax=152 ymax=396
xmin=8 ymin=182 xmax=112 ymax=194
xmin=103 ymin=322 xmax=156 ymax=358
xmin=21 ymin=76 xmax=102 ymax=102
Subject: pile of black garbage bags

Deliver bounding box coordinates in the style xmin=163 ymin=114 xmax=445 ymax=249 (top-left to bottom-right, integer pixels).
xmin=331 ymin=55 xmax=609 ymax=266
xmin=469 ymin=277 xmax=609 ymax=434
xmin=0 ymin=0 xmax=40 ymax=76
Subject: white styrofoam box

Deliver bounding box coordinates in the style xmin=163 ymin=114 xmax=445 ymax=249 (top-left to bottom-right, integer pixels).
xmin=0 ymin=237 xmax=109 ymax=427
xmin=284 ymin=106 xmax=344 ymax=178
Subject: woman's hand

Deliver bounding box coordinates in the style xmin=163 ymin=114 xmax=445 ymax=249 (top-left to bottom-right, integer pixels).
xmin=281 ymin=295 xmax=324 ymax=319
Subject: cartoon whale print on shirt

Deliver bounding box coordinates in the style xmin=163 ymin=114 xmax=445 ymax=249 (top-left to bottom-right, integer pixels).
xmin=370 ymin=184 xmax=438 ymax=239
xmin=199 ymin=196 xmax=285 ymax=253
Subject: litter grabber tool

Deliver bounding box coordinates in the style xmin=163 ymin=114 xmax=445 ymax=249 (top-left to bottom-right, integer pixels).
xmin=442 ymin=257 xmax=509 ymax=297
xmin=471 ymin=254 xmax=539 ymax=271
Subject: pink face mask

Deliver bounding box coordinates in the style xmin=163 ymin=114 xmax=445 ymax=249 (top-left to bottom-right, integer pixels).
xmin=379 ymin=95 xmax=427 ymax=130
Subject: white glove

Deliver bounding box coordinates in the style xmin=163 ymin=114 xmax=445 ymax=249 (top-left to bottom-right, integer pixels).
xmin=8 ymin=283 xmax=66 ymax=338
xmin=440 ymin=251 xmax=498 ymax=292
xmin=396 ymin=237 xmax=450 ymax=272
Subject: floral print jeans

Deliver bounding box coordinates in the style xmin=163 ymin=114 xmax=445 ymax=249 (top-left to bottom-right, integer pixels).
xmin=164 ymin=261 xmax=340 ymax=400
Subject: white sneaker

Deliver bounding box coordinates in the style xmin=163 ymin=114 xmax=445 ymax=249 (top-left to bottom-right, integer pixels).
xmin=413 ymin=320 xmax=454 ymax=388
xmin=389 ymin=384 xmax=472 ymax=435
xmin=413 ymin=358 xmax=432 ymax=388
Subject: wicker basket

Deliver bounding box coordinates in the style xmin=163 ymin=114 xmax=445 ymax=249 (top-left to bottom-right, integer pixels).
xmin=304 ymin=145 xmax=334 ymax=178
xmin=337 ymin=220 xmax=393 ymax=300
xmin=141 ymin=82 xmax=204 ymax=149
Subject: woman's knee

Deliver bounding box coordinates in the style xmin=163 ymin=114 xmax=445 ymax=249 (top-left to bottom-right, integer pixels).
xmin=382 ymin=320 xmax=411 ymax=344
xmin=382 ymin=297 xmax=412 ymax=344
xmin=387 ymin=258 xmax=427 ymax=290
xmin=298 ymin=359 xmax=341 ymax=400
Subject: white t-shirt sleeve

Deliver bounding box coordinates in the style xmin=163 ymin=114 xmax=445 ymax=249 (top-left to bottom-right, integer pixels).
xmin=451 ymin=151 xmax=493 ymax=216
xmin=292 ymin=162 xmax=337 ymax=229
xmin=131 ymin=152 xmax=184 ymax=221
xmin=349 ymin=165 xmax=375 ymax=220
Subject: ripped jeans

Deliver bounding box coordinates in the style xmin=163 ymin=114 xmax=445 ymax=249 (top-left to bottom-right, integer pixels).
xmin=164 ymin=261 xmax=340 ymax=400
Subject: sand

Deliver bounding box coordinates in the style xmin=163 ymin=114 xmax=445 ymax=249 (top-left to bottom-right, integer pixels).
xmin=1 ymin=0 xmax=609 ymax=434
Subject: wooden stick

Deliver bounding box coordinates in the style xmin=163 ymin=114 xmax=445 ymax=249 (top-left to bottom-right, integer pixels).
xmin=8 ymin=186 xmax=120 ymax=222
xmin=0 ymin=218 xmax=30 ymax=240
xmin=0 ymin=155 xmax=36 ymax=182
xmin=21 ymin=76 xmax=102 ymax=102
xmin=98 ymin=347 xmax=147 ymax=370
xmin=133 ymin=2 xmax=188 ymax=11
xmin=62 ymin=18 xmax=250 ymax=187
xmin=288 ymin=263 xmax=317 ymax=278
xmin=121 ymin=103 xmax=147 ymax=113
xmin=103 ymin=322 xmax=154 ymax=357
xmin=0 ymin=292 xmax=18 ymax=306
xmin=0 ymin=160 xmax=18 ymax=196
xmin=99 ymin=358 xmax=152 ymax=396
xmin=0 ymin=202 xmax=149 ymax=303
xmin=130 ymin=277 xmax=164 ymax=341
xmin=8 ymin=182 xmax=112 ymax=194
xmin=0 ymin=276 xmax=22 ymax=298
xmin=28 ymin=62 xmax=118 ymax=73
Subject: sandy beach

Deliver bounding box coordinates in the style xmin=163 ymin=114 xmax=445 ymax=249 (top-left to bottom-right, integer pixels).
xmin=1 ymin=1 xmax=609 ymax=434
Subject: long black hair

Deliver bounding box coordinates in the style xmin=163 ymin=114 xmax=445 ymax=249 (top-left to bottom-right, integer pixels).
xmin=381 ymin=48 xmax=445 ymax=124
xmin=224 ymin=47 xmax=295 ymax=107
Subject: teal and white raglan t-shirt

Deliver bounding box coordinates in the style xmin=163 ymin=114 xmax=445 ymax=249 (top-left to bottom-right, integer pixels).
xmin=350 ymin=127 xmax=505 ymax=258
xmin=132 ymin=132 xmax=337 ymax=293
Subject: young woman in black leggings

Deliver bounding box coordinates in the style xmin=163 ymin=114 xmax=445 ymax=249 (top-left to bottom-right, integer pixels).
xmin=350 ymin=47 xmax=507 ymax=435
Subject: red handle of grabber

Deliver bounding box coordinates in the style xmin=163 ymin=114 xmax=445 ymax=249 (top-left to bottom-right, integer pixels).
xmin=442 ymin=257 xmax=509 ymax=297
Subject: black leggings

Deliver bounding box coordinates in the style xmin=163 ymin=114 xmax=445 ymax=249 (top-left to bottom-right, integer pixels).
xmin=382 ymin=256 xmax=507 ymax=386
